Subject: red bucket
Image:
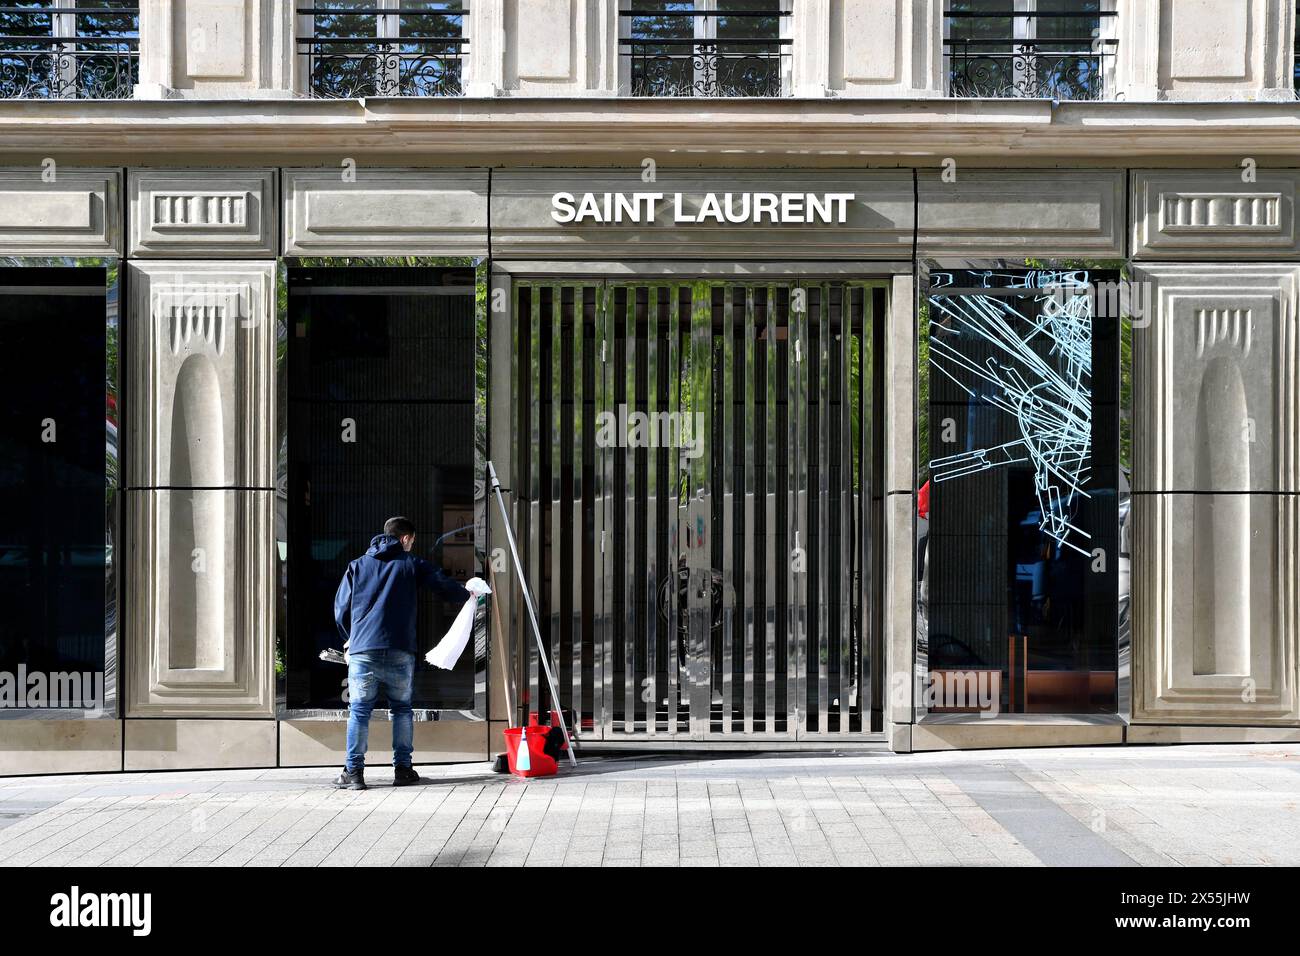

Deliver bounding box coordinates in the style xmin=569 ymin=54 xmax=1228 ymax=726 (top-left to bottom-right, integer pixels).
xmin=528 ymin=711 xmax=571 ymax=752
xmin=502 ymin=726 xmax=558 ymax=778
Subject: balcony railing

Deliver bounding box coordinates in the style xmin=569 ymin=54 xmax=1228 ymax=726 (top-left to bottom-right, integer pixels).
xmin=944 ymin=7 xmax=1117 ymax=100
xmin=297 ymin=4 xmax=466 ymax=98
xmin=620 ymin=6 xmax=790 ymax=98
xmin=0 ymin=4 xmax=139 ymax=99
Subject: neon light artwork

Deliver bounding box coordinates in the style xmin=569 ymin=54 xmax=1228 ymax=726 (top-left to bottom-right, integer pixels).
xmin=928 ymin=270 xmax=1094 ymax=557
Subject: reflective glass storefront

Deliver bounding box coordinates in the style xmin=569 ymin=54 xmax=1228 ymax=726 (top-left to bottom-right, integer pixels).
xmin=0 ymin=265 xmax=113 ymax=714
xmin=920 ymin=268 xmax=1120 ymax=714
xmin=282 ymin=264 xmax=485 ymax=713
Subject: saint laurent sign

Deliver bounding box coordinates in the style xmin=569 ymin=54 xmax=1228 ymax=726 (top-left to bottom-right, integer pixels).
xmin=550 ymin=191 xmax=856 ymax=225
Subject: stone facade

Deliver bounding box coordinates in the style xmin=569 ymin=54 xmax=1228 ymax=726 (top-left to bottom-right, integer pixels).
xmin=0 ymin=1 xmax=1298 ymax=773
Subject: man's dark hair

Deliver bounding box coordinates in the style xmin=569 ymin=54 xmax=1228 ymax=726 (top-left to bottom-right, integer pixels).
xmin=384 ymin=516 xmax=416 ymax=538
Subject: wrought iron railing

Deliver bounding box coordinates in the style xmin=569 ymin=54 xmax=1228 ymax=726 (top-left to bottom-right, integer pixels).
xmin=620 ymin=6 xmax=790 ymax=97
xmin=944 ymin=7 xmax=1117 ymax=100
xmin=297 ymin=4 xmax=467 ymax=98
xmin=0 ymin=4 xmax=138 ymax=99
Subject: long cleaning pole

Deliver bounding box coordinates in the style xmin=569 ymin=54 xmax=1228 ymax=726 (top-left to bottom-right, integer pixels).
xmin=488 ymin=460 xmax=577 ymax=766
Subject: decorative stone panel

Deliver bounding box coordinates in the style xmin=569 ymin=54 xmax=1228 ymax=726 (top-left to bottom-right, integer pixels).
xmin=282 ymin=168 xmax=489 ymax=256
xmin=128 ymin=168 xmax=278 ymax=257
xmin=916 ymin=170 xmax=1125 ymax=258
xmin=126 ymin=261 xmax=275 ymax=489
xmin=0 ymin=168 xmax=121 ymax=256
xmin=1131 ymin=265 xmax=1299 ymax=494
xmin=1132 ymin=171 xmax=1299 ymax=259
xmin=135 ymin=0 xmax=293 ymax=99
xmin=514 ymin=0 xmax=572 ymax=81
xmin=126 ymin=489 xmax=274 ymax=716
xmin=1131 ymin=263 xmax=1300 ymax=725
xmin=1156 ymin=0 xmax=1291 ymax=100
xmin=490 ymin=169 xmax=913 ymax=259
xmin=124 ymin=718 xmax=277 ymax=770
xmin=1132 ymin=491 xmax=1298 ymax=723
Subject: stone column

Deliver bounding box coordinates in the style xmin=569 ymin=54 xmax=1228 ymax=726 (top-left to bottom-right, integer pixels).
xmin=465 ymin=0 xmax=505 ymax=96
xmin=124 ymin=171 xmax=279 ymax=724
xmin=1130 ymin=172 xmax=1300 ymax=726
xmin=792 ymin=0 xmax=831 ymax=97
xmin=1114 ymin=0 xmax=1161 ymax=100
xmin=884 ymin=271 xmax=918 ymax=752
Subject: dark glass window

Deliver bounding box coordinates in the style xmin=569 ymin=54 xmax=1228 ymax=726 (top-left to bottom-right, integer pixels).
xmin=0 ymin=268 xmax=109 ymax=710
xmin=922 ymin=269 xmax=1119 ymax=714
xmin=285 ymin=266 xmax=478 ymax=710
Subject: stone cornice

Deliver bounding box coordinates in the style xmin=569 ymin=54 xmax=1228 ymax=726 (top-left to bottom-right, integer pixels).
xmin=0 ymin=97 xmax=1298 ymax=164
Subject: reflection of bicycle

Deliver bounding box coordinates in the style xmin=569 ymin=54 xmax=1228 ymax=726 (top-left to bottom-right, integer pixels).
xmin=657 ymin=560 xmax=723 ymax=664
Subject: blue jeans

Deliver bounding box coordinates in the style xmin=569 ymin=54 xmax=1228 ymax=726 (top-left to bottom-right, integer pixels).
xmin=345 ymin=649 xmax=415 ymax=772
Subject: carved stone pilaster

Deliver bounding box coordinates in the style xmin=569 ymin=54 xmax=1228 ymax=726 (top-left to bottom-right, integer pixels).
xmin=1131 ymin=264 xmax=1300 ymax=724
xmin=125 ymin=261 xmax=276 ymax=717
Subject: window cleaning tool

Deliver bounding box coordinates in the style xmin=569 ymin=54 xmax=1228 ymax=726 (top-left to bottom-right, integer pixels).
xmin=486 ymin=562 xmax=517 ymax=727
xmin=319 ymin=640 xmax=351 ymax=667
xmin=487 ymin=560 xmax=518 ymax=773
xmin=488 ymin=460 xmax=577 ymax=767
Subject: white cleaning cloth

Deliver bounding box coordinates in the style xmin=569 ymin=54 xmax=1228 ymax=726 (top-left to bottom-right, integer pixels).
xmin=425 ymin=577 xmax=492 ymax=669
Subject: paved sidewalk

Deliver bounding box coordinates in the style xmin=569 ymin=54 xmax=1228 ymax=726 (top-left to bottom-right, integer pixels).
xmin=0 ymin=744 xmax=1297 ymax=867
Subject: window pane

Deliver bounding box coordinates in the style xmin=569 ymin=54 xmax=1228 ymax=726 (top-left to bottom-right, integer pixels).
xmin=923 ymin=270 xmax=1118 ymax=715
xmin=286 ymin=267 xmax=479 ymax=711
xmin=0 ymin=268 xmax=108 ymax=712
xmin=946 ymin=0 xmax=1014 ymax=95
xmin=715 ymin=0 xmax=782 ymax=96
xmin=1 ymin=0 xmax=138 ymax=99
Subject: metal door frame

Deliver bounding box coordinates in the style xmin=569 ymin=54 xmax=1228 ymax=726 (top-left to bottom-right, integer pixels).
xmin=504 ymin=261 xmax=900 ymax=745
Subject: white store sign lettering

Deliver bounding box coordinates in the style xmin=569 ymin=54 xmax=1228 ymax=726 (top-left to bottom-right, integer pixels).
xmin=550 ymin=191 xmax=856 ymax=225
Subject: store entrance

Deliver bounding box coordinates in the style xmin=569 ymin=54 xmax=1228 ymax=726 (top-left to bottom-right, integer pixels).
xmin=515 ymin=276 xmax=885 ymax=742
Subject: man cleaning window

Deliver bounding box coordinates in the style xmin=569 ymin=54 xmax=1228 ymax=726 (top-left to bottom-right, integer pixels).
xmin=331 ymin=516 xmax=484 ymax=790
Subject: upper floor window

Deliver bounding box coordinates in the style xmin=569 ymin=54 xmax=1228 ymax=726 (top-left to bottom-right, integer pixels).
xmin=621 ymin=0 xmax=790 ymax=97
xmin=944 ymin=0 xmax=1116 ymax=100
xmin=297 ymin=1 xmax=466 ymax=98
xmin=0 ymin=1 xmax=138 ymax=99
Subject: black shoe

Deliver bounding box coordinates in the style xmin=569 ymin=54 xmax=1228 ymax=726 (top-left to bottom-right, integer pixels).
xmin=393 ymin=766 xmax=421 ymax=786
xmin=333 ymin=768 xmax=366 ymax=790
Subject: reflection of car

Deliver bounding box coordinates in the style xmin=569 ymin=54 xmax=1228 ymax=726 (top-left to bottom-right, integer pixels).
xmin=926 ymin=633 xmax=990 ymax=669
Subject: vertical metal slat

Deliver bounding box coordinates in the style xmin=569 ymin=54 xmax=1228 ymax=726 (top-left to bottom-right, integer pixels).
xmin=791 ymin=282 xmax=807 ymax=736
xmin=720 ymin=286 xmax=735 ymax=734
xmin=742 ymin=285 xmax=756 ymax=736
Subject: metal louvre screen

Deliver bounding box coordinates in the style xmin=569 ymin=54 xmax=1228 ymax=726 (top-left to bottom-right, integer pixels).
xmin=516 ymin=278 xmax=883 ymax=741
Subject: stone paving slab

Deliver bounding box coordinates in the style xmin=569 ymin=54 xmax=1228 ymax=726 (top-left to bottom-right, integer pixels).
xmin=0 ymin=744 xmax=1298 ymax=866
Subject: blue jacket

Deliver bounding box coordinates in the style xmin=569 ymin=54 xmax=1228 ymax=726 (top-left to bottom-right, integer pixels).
xmin=334 ymin=534 xmax=472 ymax=656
